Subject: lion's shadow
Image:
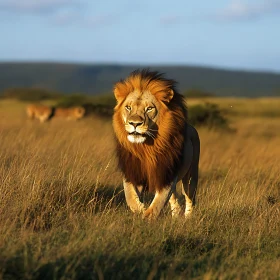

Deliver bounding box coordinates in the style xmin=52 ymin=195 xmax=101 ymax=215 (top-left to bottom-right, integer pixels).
xmin=91 ymin=184 xmax=156 ymax=211
xmin=89 ymin=184 xmax=126 ymax=210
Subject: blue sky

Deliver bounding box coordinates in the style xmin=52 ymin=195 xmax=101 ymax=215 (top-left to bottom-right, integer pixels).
xmin=0 ymin=0 xmax=280 ymax=71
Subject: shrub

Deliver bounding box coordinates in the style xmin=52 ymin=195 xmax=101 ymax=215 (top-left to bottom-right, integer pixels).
xmin=188 ymin=102 xmax=230 ymax=130
xmin=1 ymin=88 xmax=62 ymax=101
xmin=91 ymin=94 xmax=116 ymax=107
xmin=184 ymin=89 xmax=215 ymax=98
xmin=55 ymin=94 xmax=90 ymax=108
xmin=82 ymin=103 xmax=113 ymax=118
xmin=82 ymin=95 xmax=115 ymax=117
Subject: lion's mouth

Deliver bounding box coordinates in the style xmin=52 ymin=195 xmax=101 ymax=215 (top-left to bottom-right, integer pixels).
xmin=129 ymin=132 xmax=143 ymax=136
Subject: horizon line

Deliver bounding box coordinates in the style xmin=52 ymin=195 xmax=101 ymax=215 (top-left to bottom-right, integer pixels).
xmin=0 ymin=59 xmax=280 ymax=75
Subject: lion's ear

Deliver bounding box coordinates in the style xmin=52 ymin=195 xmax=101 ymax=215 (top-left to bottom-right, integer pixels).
xmin=165 ymin=89 xmax=174 ymax=103
xmin=114 ymin=82 xmax=129 ymax=103
xmin=156 ymin=89 xmax=174 ymax=103
xmin=114 ymin=87 xmax=122 ymax=102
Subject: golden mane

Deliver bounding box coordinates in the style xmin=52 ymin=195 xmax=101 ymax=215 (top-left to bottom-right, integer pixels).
xmin=113 ymin=69 xmax=188 ymax=193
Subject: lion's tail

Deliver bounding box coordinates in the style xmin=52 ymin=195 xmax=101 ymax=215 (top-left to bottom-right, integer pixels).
xmin=189 ymin=124 xmax=200 ymax=184
xmin=183 ymin=124 xmax=200 ymax=205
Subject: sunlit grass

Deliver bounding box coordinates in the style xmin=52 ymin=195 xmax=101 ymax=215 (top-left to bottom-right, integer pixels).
xmin=0 ymin=99 xmax=279 ymax=279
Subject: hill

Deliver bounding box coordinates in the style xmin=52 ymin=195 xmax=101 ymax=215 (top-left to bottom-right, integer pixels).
xmin=1 ymin=62 xmax=280 ymax=97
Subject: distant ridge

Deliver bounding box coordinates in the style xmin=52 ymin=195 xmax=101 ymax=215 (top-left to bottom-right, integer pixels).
xmin=1 ymin=62 xmax=280 ymax=97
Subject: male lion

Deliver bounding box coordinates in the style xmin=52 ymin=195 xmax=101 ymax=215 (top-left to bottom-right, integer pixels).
xmin=54 ymin=106 xmax=85 ymax=120
xmin=113 ymin=69 xmax=200 ymax=220
xmin=26 ymin=104 xmax=54 ymax=123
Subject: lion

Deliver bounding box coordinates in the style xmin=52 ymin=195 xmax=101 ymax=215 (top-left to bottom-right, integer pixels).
xmin=26 ymin=104 xmax=54 ymax=123
xmin=53 ymin=106 xmax=85 ymax=120
xmin=113 ymin=69 xmax=200 ymax=220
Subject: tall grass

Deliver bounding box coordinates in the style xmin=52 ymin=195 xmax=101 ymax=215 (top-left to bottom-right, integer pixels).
xmin=0 ymin=100 xmax=279 ymax=279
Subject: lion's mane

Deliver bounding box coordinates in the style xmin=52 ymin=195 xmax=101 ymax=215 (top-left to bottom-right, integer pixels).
xmin=113 ymin=70 xmax=188 ymax=193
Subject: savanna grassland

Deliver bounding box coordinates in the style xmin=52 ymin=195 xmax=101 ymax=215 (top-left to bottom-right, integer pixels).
xmin=0 ymin=98 xmax=279 ymax=280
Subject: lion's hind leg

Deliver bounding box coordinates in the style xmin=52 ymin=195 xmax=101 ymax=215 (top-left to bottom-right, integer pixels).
xmin=182 ymin=169 xmax=198 ymax=217
xmin=182 ymin=124 xmax=200 ymax=217
xmin=123 ymin=179 xmax=145 ymax=214
xmin=169 ymin=193 xmax=184 ymax=217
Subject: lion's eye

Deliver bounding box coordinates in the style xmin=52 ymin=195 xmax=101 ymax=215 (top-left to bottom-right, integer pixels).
xmin=125 ymin=105 xmax=131 ymax=111
xmin=146 ymin=106 xmax=154 ymax=112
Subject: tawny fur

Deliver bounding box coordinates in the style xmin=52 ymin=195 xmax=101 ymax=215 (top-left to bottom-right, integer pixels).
xmin=54 ymin=106 xmax=85 ymax=120
xmin=112 ymin=69 xmax=200 ymax=220
xmin=26 ymin=104 xmax=53 ymax=123
xmin=113 ymin=70 xmax=187 ymax=193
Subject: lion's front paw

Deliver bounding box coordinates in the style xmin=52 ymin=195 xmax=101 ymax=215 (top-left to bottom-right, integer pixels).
xmin=128 ymin=201 xmax=145 ymax=214
xmin=142 ymin=207 xmax=159 ymax=220
xmin=184 ymin=206 xmax=194 ymax=219
xmin=133 ymin=207 xmax=146 ymax=216
xmin=171 ymin=207 xmax=184 ymax=218
xmin=143 ymin=208 xmax=152 ymax=219
xmin=184 ymin=203 xmax=193 ymax=218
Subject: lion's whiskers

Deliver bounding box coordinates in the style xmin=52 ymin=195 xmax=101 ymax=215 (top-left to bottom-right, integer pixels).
xmin=145 ymin=131 xmax=156 ymax=139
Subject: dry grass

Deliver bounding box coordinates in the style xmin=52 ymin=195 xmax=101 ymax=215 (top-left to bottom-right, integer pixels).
xmin=0 ymin=99 xmax=279 ymax=279
xmin=188 ymin=97 xmax=280 ymax=118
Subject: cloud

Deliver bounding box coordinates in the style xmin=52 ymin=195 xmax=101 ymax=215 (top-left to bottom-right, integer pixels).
xmin=0 ymin=0 xmax=116 ymax=28
xmin=0 ymin=0 xmax=81 ymax=14
xmin=215 ymin=0 xmax=280 ymax=21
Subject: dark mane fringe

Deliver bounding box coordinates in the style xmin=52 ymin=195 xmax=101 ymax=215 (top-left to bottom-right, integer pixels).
xmin=113 ymin=69 xmax=188 ymax=192
xmin=130 ymin=68 xmax=178 ymax=87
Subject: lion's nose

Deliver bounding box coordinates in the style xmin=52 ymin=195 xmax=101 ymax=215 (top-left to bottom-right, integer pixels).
xmin=128 ymin=121 xmax=143 ymax=128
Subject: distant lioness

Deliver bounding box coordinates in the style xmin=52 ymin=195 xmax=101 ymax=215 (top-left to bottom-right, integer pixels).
xmin=113 ymin=69 xmax=200 ymax=220
xmin=54 ymin=106 xmax=85 ymax=120
xmin=26 ymin=104 xmax=54 ymax=123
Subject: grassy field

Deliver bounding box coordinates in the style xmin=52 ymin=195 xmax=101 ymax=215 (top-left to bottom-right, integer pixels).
xmin=0 ymin=98 xmax=279 ymax=279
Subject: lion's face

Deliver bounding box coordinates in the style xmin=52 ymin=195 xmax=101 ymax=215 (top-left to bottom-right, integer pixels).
xmin=121 ymin=91 xmax=160 ymax=144
xmin=114 ymin=70 xmax=176 ymax=145
xmin=74 ymin=107 xmax=86 ymax=119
